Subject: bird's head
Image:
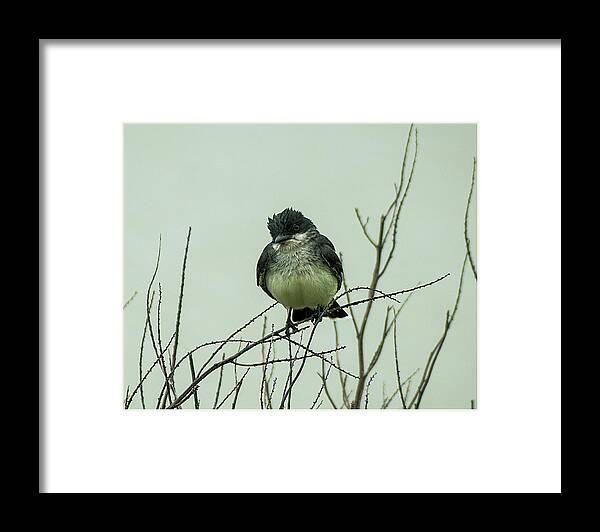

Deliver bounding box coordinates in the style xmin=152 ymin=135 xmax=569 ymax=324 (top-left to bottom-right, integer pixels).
xmin=267 ymin=208 xmax=316 ymax=245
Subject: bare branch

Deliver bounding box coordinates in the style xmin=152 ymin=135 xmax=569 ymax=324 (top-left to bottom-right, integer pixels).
xmin=410 ymin=254 xmax=468 ymax=408
xmin=144 ymin=235 xmax=176 ymax=407
xmin=393 ymin=318 xmax=407 ymax=409
xmin=266 ymin=377 xmax=278 ymax=409
xmin=339 ymin=253 xmax=359 ymax=336
xmin=126 ymin=359 xmax=159 ymax=409
xmin=195 ymin=302 xmax=278 ymax=381
xmin=352 ymin=215 xmax=386 ymax=407
xmin=135 ymin=290 xmax=154 ymax=409
xmin=285 ymin=331 xmax=294 ymax=409
xmin=235 ymin=345 xmax=353 ymax=378
xmin=260 ymin=324 xmax=274 ymax=409
xmin=336 ymin=342 xmax=351 ymax=409
xmin=279 ymin=320 xmax=322 ymax=409
xmin=364 ymin=372 xmax=377 ymax=409
xmin=125 ymin=330 xmax=177 ymax=409
xmin=216 ymin=368 xmax=251 ymax=409
xmin=320 ymin=320 xmax=341 ymax=409
xmin=123 ymin=291 xmax=138 ymax=310
xmin=339 ymin=274 xmax=450 ymax=312
xmin=311 ymin=359 xmax=334 ymax=410
xmin=336 ymin=285 xmax=404 ymax=306
xmin=212 ymin=353 xmax=227 ymax=408
xmin=379 ymin=127 xmax=419 ymax=279
xmin=384 ymin=124 xmax=415 ymax=220
xmin=464 ymin=157 xmax=478 ymax=281
xmin=354 ymin=208 xmax=378 ymax=247
xmin=171 ymin=227 xmax=196 ymax=406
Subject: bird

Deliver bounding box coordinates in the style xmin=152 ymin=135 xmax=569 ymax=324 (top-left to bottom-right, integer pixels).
xmin=256 ymin=207 xmax=348 ymax=334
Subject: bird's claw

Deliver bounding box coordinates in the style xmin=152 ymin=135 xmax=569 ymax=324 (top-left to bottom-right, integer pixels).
xmin=311 ymin=306 xmax=326 ymax=325
xmin=285 ymin=320 xmax=298 ymax=337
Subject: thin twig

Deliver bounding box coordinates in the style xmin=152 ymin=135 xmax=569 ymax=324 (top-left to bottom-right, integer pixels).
xmin=261 ymin=325 xmax=275 ymax=409
xmin=231 ymin=369 xmax=244 ymax=409
xmin=464 ymin=157 xmax=478 ymax=281
xmin=232 ymin=348 xmax=355 ymax=378
xmin=336 ymin=285 xmax=404 ymax=306
xmin=321 ymin=321 xmax=340 ymax=409
xmin=393 ymin=319 xmax=407 ymax=409
xmin=216 ymin=368 xmax=251 ymax=409
xmin=136 ymin=290 xmax=155 ymax=409
xmin=127 ymin=331 xmax=176 ymax=408
xmin=349 ymin=125 xmax=419 ymax=409
xmin=157 ymin=283 xmax=164 ymax=356
xmin=145 ymin=235 xmax=175 ymax=407
xmin=172 ymin=227 xmax=194 ymax=406
xmin=339 ymin=253 xmax=359 ymax=337
xmin=279 ymin=330 xmax=308 ymax=408
xmin=311 ymin=358 xmax=334 ymax=409
xmin=195 ymin=302 xmax=278 ymax=380
xmin=355 ymin=208 xmax=378 ymax=247
xmin=381 ymin=369 xmax=418 ymax=409
xmin=267 ymin=377 xmax=278 ymax=409
xmin=379 ymin=127 xmax=419 ymax=279
xmin=286 ymin=332 xmax=293 ymax=409
xmin=410 ymin=254 xmax=468 ymax=408
xmin=123 ymin=291 xmax=138 ymax=310
xmin=366 ymin=291 xmax=415 ymax=380
xmin=279 ymin=318 xmax=322 ymax=409
xmin=339 ymin=274 xmax=449 ymax=312
xmin=259 ymin=318 xmax=269 ymax=409
xmin=213 ymin=353 xmax=226 ymax=408
xmin=364 ymin=372 xmax=377 ymax=409
xmin=125 ymin=359 xmax=159 ymax=409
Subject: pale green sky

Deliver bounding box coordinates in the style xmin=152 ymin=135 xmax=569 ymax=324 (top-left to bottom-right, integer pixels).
xmin=124 ymin=123 xmax=477 ymax=409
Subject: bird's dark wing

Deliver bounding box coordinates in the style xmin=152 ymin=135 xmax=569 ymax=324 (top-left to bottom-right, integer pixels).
xmin=256 ymin=243 xmax=276 ymax=300
xmin=315 ymin=234 xmax=344 ymax=291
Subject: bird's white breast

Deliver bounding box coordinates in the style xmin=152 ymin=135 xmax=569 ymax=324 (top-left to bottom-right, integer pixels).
xmin=266 ymin=241 xmax=337 ymax=309
xmin=266 ymin=267 xmax=337 ymax=310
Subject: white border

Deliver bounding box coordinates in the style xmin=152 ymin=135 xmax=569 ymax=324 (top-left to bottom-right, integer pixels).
xmin=42 ymin=41 xmax=561 ymax=493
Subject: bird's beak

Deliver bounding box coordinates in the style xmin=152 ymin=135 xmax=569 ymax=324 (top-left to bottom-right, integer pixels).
xmin=274 ymin=234 xmax=293 ymax=244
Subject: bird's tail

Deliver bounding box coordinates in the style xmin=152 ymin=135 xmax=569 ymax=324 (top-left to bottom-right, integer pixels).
xmin=325 ymin=300 xmax=348 ymax=319
xmin=291 ymin=301 xmax=348 ymax=322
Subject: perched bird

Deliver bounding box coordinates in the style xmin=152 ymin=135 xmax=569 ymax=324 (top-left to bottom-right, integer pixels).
xmin=256 ymin=208 xmax=348 ymax=333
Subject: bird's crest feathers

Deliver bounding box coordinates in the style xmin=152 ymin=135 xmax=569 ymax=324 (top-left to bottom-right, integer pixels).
xmin=267 ymin=208 xmax=315 ymax=240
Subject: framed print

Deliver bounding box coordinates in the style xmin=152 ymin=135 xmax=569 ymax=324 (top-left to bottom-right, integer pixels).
xmin=41 ymin=39 xmax=561 ymax=493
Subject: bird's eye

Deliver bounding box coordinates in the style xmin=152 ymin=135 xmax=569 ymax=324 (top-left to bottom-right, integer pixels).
xmin=293 ymin=224 xmax=299 ymax=232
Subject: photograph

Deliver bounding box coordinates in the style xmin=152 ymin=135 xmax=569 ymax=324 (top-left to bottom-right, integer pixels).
xmin=123 ymin=123 xmax=477 ymax=409
xmin=41 ymin=39 xmax=560 ymax=493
